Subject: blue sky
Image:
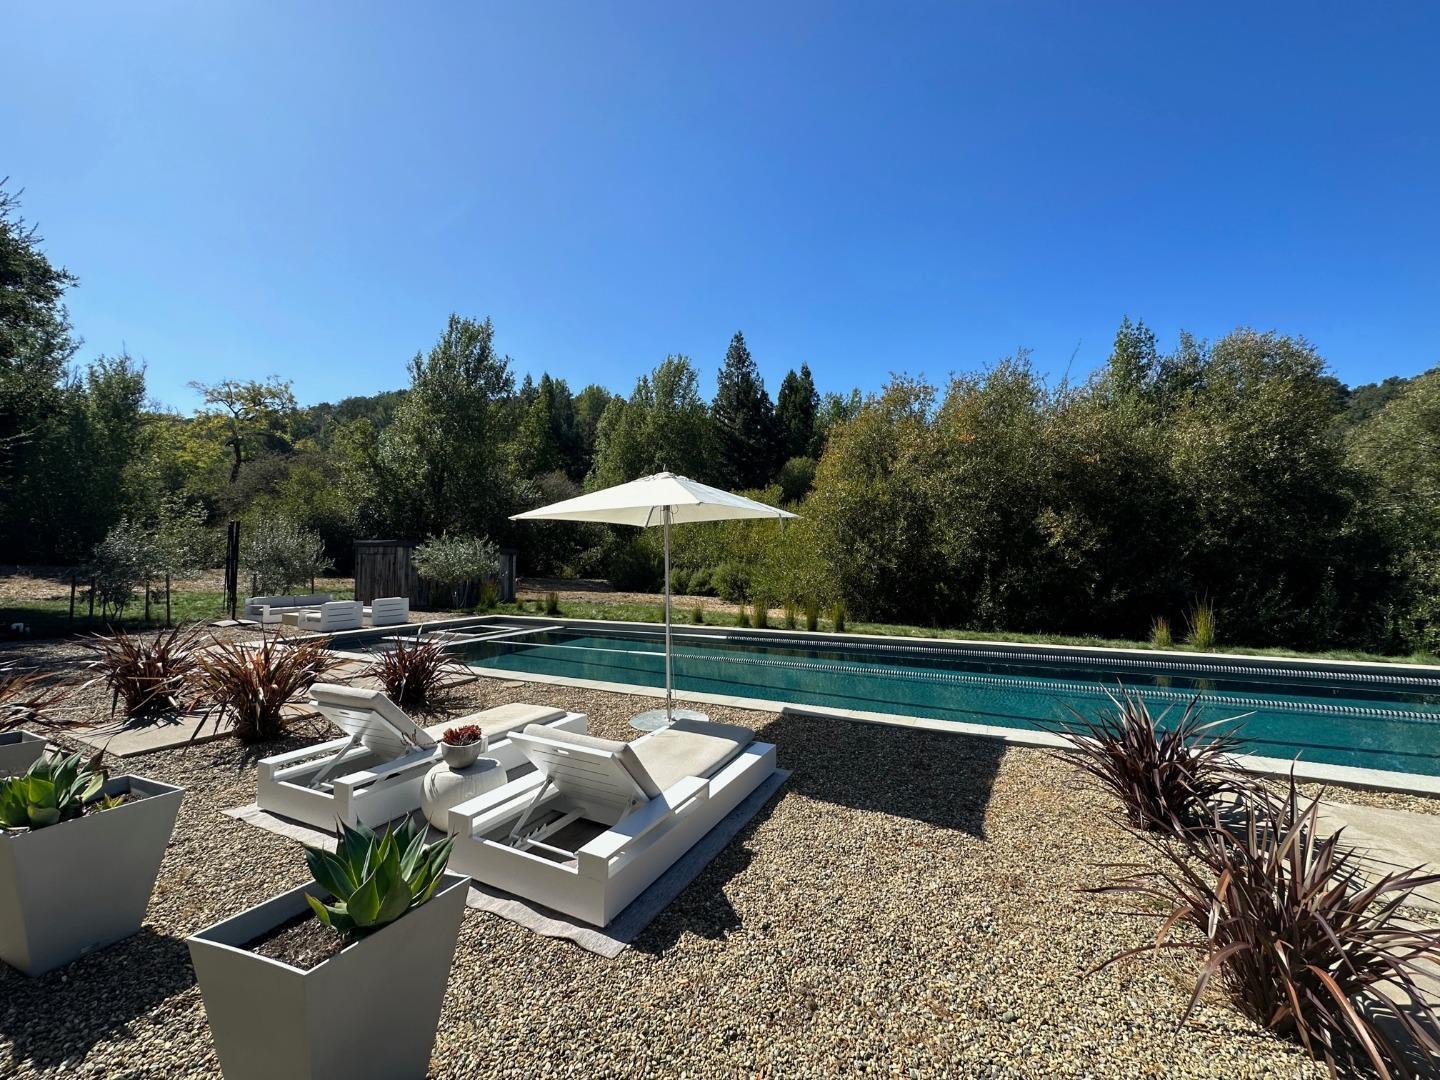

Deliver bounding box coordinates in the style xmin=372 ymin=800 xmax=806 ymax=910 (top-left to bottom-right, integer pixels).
xmin=6 ymin=2 xmax=1437 ymax=410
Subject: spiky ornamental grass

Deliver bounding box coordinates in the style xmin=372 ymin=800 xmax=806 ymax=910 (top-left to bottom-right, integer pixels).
xmin=1050 ymin=690 xmax=1253 ymax=840
xmin=194 ymin=631 xmax=342 ymax=743
xmin=0 ymin=660 xmax=73 ymax=732
xmin=1092 ymin=780 xmax=1440 ymax=1079
xmin=364 ymin=633 xmax=458 ymax=711
xmin=81 ymin=625 xmax=204 ymax=723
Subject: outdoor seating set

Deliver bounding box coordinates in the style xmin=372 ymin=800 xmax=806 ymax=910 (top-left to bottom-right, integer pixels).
xmin=0 ymin=685 xmax=778 ymax=1079
xmin=244 ymin=594 xmax=409 ymax=631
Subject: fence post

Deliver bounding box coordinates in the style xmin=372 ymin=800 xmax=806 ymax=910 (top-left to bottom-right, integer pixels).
xmin=165 ymin=571 xmax=172 ymax=628
xmin=87 ymin=578 xmax=96 ymax=625
xmin=69 ymin=574 xmax=77 ymax=627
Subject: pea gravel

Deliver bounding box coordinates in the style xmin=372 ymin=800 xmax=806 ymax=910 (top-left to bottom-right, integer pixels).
xmin=4 ymin=643 xmax=1432 ymax=1077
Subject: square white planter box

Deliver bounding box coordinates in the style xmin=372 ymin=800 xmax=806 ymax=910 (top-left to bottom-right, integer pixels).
xmin=0 ymin=731 xmax=46 ymax=777
xmin=188 ymin=871 xmax=469 ymax=1080
xmin=0 ymin=775 xmax=183 ymax=976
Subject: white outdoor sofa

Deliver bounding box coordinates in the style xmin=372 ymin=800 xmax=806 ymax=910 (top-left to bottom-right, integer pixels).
xmin=256 ymin=684 xmax=587 ymax=830
xmin=447 ymin=717 xmax=777 ymax=926
xmin=364 ymin=596 xmax=410 ymax=627
xmin=244 ymin=593 xmax=331 ymax=623
xmin=297 ymin=600 xmax=364 ymax=633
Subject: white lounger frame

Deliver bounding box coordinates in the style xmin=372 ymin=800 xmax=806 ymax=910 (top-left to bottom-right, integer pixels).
xmin=256 ymin=711 xmax=588 ymax=830
xmin=447 ymin=735 xmax=777 ymax=926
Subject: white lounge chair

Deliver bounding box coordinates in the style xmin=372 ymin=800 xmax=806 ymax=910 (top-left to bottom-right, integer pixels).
xmin=447 ymin=718 xmax=777 ymax=926
xmin=256 ymin=684 xmax=587 ymax=829
xmin=298 ymin=600 xmax=364 ymax=633
xmin=365 ymin=596 xmax=409 ymax=627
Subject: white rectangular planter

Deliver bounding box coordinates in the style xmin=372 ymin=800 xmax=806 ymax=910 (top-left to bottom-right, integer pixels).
xmin=188 ymin=871 xmax=469 ymax=1080
xmin=0 ymin=731 xmax=46 ymax=776
xmin=0 ymin=775 xmax=183 ymax=976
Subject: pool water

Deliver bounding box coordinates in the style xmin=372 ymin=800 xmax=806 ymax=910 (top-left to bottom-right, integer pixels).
xmin=446 ymin=626 xmax=1440 ymax=778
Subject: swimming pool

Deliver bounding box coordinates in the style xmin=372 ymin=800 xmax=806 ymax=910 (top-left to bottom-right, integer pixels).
xmin=407 ymin=622 xmax=1440 ymax=781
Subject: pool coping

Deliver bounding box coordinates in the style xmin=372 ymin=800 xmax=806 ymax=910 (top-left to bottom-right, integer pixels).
xmin=320 ymin=615 xmax=1440 ymax=797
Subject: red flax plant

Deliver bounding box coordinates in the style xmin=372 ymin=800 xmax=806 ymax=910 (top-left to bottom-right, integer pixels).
xmin=81 ymin=626 xmax=204 ymax=724
xmin=0 ymin=660 xmax=75 ymax=732
xmin=1048 ymin=690 xmax=1254 ymax=840
xmin=364 ymin=633 xmax=461 ymax=711
xmin=1093 ymin=780 xmax=1440 ymax=1078
xmin=193 ymin=631 xmax=343 ymax=743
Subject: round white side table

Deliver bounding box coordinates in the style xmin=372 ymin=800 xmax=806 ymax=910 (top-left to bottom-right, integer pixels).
xmin=420 ymin=756 xmax=504 ymax=832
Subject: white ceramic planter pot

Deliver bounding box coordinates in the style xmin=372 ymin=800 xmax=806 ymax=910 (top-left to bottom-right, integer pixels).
xmin=0 ymin=731 xmax=46 ymax=777
xmin=0 ymin=775 xmax=183 ymax=976
xmin=440 ymin=740 xmax=484 ymax=769
xmin=188 ymin=871 xmax=469 ymax=1080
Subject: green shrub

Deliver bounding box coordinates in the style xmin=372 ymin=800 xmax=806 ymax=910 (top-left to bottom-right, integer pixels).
xmin=1186 ymin=597 xmax=1217 ymax=651
xmin=474 ymin=581 xmax=499 ymax=611
xmin=829 ymin=602 xmax=847 ymax=633
xmin=305 ymin=818 xmax=454 ymax=945
xmin=1150 ymin=616 xmax=1173 ymax=649
xmin=690 ymin=605 xmax=704 ymax=624
xmin=783 ymin=601 xmax=798 ymax=629
xmin=243 ymin=517 xmax=334 ymax=596
xmin=752 ymin=598 xmax=769 ymax=629
xmin=669 ymin=567 xmax=692 ymax=595
xmin=687 ymin=567 xmax=714 ymax=596
xmin=544 ymin=591 xmax=561 ymax=616
xmin=608 ymin=538 xmax=663 ymax=591
xmin=735 ymin=607 xmax=751 ymax=628
xmin=711 ymin=560 xmax=751 ymax=603
xmin=413 ymin=533 xmax=499 ymax=609
xmin=804 ymin=598 xmax=820 ymax=631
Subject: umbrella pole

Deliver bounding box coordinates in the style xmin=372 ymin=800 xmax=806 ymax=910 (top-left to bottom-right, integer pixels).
xmin=663 ymin=505 xmax=673 ymax=723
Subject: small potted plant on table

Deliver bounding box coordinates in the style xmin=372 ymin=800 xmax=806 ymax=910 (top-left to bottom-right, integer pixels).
xmin=421 ymin=724 xmax=505 ymax=830
xmin=188 ymin=818 xmax=467 ymax=1080
xmin=0 ymin=751 xmax=183 ymax=975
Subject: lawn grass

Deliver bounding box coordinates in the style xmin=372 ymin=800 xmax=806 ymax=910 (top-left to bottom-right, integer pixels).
xmin=0 ymin=587 xmax=354 ymax=640
xmin=497 ymin=596 xmax=1440 ymax=667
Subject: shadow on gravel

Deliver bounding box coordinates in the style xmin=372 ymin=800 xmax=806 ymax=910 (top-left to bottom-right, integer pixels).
xmin=632 ymin=788 xmax=785 ymax=956
xmin=0 ymin=927 xmax=195 ymax=1069
xmin=750 ymin=710 xmax=1006 ymax=837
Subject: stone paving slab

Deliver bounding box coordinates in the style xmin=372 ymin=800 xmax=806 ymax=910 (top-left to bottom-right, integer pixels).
xmin=1318 ymin=800 xmax=1440 ymax=911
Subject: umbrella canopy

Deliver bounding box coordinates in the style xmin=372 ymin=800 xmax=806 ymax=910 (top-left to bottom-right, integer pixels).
xmin=510 ymin=471 xmax=797 ymax=528
xmin=510 ymin=472 xmax=797 ymax=729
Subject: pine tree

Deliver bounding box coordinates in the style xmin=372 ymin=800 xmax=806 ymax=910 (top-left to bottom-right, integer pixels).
xmin=776 ymin=362 xmax=819 ymax=462
xmin=711 ymin=331 xmax=777 ymax=489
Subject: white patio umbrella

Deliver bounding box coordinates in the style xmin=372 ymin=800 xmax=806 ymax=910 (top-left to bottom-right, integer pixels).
xmin=511 ymin=472 xmax=797 ymax=729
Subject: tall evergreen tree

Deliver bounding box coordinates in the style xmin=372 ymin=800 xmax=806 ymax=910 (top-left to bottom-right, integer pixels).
xmin=711 ymin=331 xmax=777 ymax=489
xmin=776 ymin=362 xmax=819 ymax=462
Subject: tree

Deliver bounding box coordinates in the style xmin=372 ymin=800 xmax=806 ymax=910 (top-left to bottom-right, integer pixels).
xmin=412 ymin=533 xmax=500 ymax=609
xmin=242 ymin=517 xmax=332 ymax=594
xmin=188 ymin=377 xmax=298 ymax=486
xmin=589 ymin=355 xmax=714 ymax=488
xmin=711 ymin=331 xmax=778 ymax=489
xmin=775 ymin=363 xmax=818 ymax=462
xmin=370 ymin=314 xmax=517 ymax=538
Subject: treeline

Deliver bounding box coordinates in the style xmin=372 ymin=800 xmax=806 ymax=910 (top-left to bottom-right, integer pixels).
xmin=3 ymin=184 xmax=1439 ymax=653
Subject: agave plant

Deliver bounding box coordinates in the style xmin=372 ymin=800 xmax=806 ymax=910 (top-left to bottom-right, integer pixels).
xmin=0 ymin=660 xmax=73 ymax=732
xmin=304 ymin=818 xmax=454 ymax=944
xmin=0 ymin=751 xmax=120 ymax=830
xmin=1093 ymin=780 xmax=1440 ymax=1079
xmin=1049 ymin=690 xmax=1251 ymax=839
xmin=194 ymin=631 xmax=342 ymax=743
xmin=81 ymin=625 xmax=203 ymax=722
xmin=364 ymin=633 xmax=457 ymax=710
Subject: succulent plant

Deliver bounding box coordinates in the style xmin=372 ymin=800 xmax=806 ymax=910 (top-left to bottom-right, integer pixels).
xmin=304 ymin=818 xmax=453 ymax=943
xmin=0 ymin=751 xmax=120 ymax=830
xmin=440 ymin=724 xmax=484 ymax=746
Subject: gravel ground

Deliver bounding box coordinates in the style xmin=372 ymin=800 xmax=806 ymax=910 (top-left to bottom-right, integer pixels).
xmin=0 ymin=634 xmax=1433 ymax=1077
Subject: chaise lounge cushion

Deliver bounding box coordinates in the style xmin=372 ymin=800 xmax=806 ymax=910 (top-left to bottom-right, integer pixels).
xmin=524 ymin=717 xmax=754 ymax=800
xmin=424 ymin=703 xmax=565 ymax=744
xmin=630 ymin=717 xmax=753 ymax=794
xmin=310 ymin=684 xmax=435 ymax=755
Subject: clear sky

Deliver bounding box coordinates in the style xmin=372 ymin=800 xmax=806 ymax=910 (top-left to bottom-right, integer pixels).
xmin=5 ymin=2 xmax=1437 ymax=410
